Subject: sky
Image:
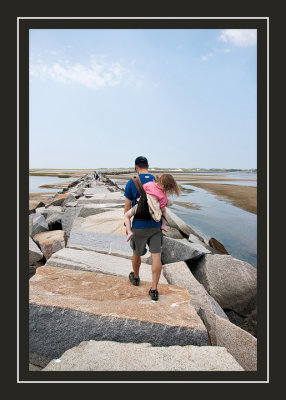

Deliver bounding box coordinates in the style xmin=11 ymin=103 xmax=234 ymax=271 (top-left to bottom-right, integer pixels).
xmin=29 ymin=29 xmax=257 ymax=169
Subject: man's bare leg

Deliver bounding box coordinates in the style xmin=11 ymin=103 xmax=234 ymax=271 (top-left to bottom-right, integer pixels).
xmin=151 ymin=253 xmax=162 ymax=290
xmin=132 ymin=253 xmax=141 ymax=279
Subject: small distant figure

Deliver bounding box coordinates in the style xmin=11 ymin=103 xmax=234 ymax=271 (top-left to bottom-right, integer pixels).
xmin=124 ymin=173 xmax=181 ymax=242
xmin=94 ymin=171 xmax=99 ymax=185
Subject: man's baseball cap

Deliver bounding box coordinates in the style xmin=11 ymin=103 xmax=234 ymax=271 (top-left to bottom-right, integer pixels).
xmin=135 ymin=156 xmax=148 ymax=165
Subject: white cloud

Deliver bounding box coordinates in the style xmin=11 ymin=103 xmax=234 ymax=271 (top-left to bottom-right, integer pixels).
xmin=201 ymin=52 xmax=214 ymax=61
xmin=30 ymin=57 xmax=138 ymax=89
xmin=218 ymin=29 xmax=257 ymax=47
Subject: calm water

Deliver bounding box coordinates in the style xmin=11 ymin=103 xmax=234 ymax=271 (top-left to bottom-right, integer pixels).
xmin=112 ymin=172 xmax=257 ymax=267
xmin=29 ymin=175 xmax=78 ymax=193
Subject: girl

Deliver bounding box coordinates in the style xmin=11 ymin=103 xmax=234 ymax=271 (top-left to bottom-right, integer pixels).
xmin=124 ymin=174 xmax=181 ymax=241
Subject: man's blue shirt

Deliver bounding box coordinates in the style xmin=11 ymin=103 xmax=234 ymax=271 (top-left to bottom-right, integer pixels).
xmin=124 ymin=173 xmax=162 ymax=229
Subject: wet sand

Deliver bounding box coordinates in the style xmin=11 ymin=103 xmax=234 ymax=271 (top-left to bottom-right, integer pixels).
xmin=190 ymin=183 xmax=257 ymax=215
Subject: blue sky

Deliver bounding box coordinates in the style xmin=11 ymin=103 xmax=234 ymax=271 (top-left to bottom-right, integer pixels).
xmin=29 ymin=29 xmax=257 ymax=169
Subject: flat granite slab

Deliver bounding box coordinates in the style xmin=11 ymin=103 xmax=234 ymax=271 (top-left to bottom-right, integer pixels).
xmin=67 ymin=231 xmax=152 ymax=264
xmin=46 ymin=248 xmax=167 ymax=283
xmin=77 ymin=192 xmax=125 ymax=205
xmin=29 ymin=266 xmax=207 ymax=362
xmin=43 ymin=340 xmax=244 ymax=371
xmin=83 ymin=187 xmax=111 ymax=195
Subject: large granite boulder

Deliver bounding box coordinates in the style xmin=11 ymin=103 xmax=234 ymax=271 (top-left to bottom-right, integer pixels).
xmin=190 ymin=254 xmax=257 ymax=316
xmin=71 ymin=209 xmax=125 ymax=234
xmin=29 ymin=267 xmax=208 ymax=364
xmin=33 ymin=230 xmax=66 ymax=260
xmin=36 ymin=206 xmax=63 ymax=218
xmin=199 ymin=309 xmax=257 ymax=371
xmin=67 ymin=231 xmax=152 ymax=264
xmin=161 ymin=236 xmax=210 ymax=265
xmin=77 ymin=192 xmax=125 ymax=205
xmin=46 ymin=193 xmax=69 ymax=207
xmin=47 ymin=248 xmax=167 ymax=282
xmin=29 ymin=237 xmax=43 ymax=265
xmin=162 ymin=226 xmax=185 ymax=240
xmin=63 ymin=193 xmax=77 ymax=207
xmin=77 ymin=204 xmax=123 ymax=218
xmin=46 ymin=212 xmax=64 ymax=230
xmin=29 ymin=214 xmax=49 ymax=237
xmin=163 ymin=261 xmax=228 ymax=320
xmin=164 ymin=208 xmax=194 ymax=238
xmin=61 ymin=208 xmax=81 ymax=236
xmin=43 ymin=340 xmax=243 ymax=371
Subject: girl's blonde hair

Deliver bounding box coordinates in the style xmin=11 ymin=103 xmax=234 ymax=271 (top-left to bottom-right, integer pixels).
xmin=157 ymin=174 xmax=181 ymax=196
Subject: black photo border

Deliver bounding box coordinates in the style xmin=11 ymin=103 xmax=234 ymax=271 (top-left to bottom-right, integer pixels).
xmin=17 ymin=17 xmax=268 ymax=384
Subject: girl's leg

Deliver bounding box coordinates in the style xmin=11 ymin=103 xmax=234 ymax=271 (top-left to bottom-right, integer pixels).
xmin=124 ymin=208 xmax=135 ymax=241
xmin=160 ymin=207 xmax=167 ymax=232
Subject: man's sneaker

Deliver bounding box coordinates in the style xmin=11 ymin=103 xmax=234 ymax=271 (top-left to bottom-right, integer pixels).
xmin=149 ymin=288 xmax=159 ymax=301
xmin=129 ymin=272 xmax=140 ymax=286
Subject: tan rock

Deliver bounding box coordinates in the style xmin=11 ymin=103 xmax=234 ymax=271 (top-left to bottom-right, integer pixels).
xmin=29 ymin=267 xmax=208 ymax=362
xmin=199 ymin=309 xmax=257 ymax=371
xmin=43 ymin=340 xmax=244 ymax=371
xmin=71 ymin=209 xmax=125 ymax=234
xmin=30 ymin=266 xmax=205 ymax=331
xmin=33 ymin=231 xmax=66 ymax=260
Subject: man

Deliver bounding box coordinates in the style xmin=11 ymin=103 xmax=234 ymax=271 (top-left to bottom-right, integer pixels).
xmin=124 ymin=156 xmax=163 ymax=301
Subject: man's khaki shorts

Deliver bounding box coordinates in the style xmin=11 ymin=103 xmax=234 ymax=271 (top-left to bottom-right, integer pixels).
xmin=130 ymin=227 xmax=163 ymax=256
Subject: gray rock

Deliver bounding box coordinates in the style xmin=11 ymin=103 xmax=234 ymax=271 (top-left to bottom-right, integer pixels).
xmin=46 ymin=195 xmax=67 ymax=207
xmin=36 ymin=206 xmax=63 ymax=218
xmin=83 ymin=187 xmax=111 ymax=196
xmin=63 ymin=193 xmax=77 ymax=206
xmin=161 ymin=237 xmax=210 ymax=265
xmin=47 ymin=248 xmax=167 ymax=283
xmin=188 ymin=234 xmax=206 ymax=244
xmin=29 ymin=237 xmax=44 ymax=265
xmin=46 ymin=212 xmax=64 ymax=230
xmin=190 ymin=254 xmax=257 ymax=316
xmin=162 ymin=226 xmax=185 ymax=239
xmin=163 ymin=261 xmax=228 ymax=320
xmin=61 ymin=208 xmax=81 ymax=236
xmin=67 ymin=231 xmax=152 ymax=264
xmin=29 ymin=364 xmax=42 ymax=371
xmin=199 ymin=309 xmax=257 ymax=371
xmin=43 ymin=340 xmax=243 ymax=371
xmin=77 ymin=192 xmax=125 ymax=205
xmin=165 ymin=208 xmax=193 ymax=238
xmin=29 ymin=214 xmax=49 ymax=237
xmin=77 ymin=204 xmax=118 ymax=218
xmin=29 ymin=266 xmax=37 ymax=279
xmin=64 ymin=201 xmax=78 ymax=207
